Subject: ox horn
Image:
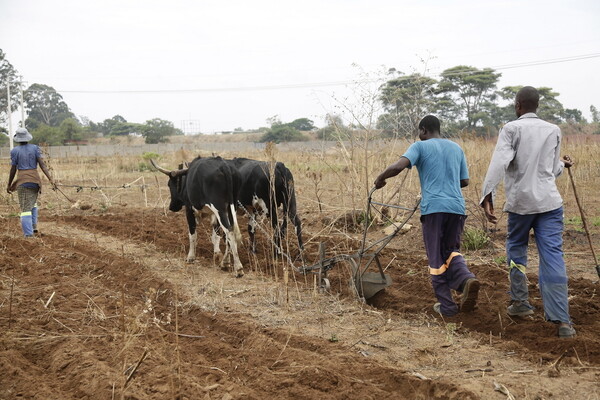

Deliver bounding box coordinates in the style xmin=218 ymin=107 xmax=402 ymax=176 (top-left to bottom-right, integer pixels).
xmin=150 ymin=159 xmax=172 ymax=175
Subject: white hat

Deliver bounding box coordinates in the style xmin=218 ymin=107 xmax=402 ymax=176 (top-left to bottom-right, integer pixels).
xmin=14 ymin=127 xmax=33 ymax=143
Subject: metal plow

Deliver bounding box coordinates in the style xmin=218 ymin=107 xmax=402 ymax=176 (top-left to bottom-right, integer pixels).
xmin=300 ymin=188 xmax=420 ymax=301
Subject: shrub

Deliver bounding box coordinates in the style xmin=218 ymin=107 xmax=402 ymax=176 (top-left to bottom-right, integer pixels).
xmin=462 ymin=228 xmax=490 ymax=251
xmin=259 ymin=125 xmax=307 ymax=143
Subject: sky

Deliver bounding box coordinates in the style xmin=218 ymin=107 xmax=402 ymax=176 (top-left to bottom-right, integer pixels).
xmin=1 ymin=0 xmax=599 ymax=133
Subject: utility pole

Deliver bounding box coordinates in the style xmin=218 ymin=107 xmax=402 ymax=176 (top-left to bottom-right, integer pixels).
xmin=7 ymin=83 xmax=14 ymax=150
xmin=19 ymin=76 xmax=25 ymax=128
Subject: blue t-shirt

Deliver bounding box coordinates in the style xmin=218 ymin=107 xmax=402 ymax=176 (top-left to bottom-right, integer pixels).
xmin=402 ymin=138 xmax=468 ymax=216
xmin=10 ymin=144 xmax=42 ymax=189
xmin=10 ymin=144 xmax=42 ymax=170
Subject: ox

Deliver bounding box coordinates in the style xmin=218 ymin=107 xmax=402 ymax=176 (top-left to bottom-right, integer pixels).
xmin=227 ymin=158 xmax=303 ymax=258
xmin=151 ymin=157 xmax=245 ymax=277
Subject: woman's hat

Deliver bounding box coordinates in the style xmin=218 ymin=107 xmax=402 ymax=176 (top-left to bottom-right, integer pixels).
xmin=14 ymin=127 xmax=33 ymax=143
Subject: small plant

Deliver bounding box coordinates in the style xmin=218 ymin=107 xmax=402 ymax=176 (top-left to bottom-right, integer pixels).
xmin=463 ymin=228 xmax=490 ymax=251
xmin=328 ymin=334 xmax=339 ymax=343
xmin=565 ymin=216 xmax=582 ymax=225
xmin=493 ymin=255 xmax=507 ymax=266
xmin=141 ymin=152 xmax=161 ymax=161
xmin=592 ymin=217 xmax=600 ymax=227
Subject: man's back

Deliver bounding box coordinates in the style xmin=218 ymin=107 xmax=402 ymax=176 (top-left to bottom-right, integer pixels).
xmin=403 ymin=138 xmax=468 ymax=216
xmin=496 ymin=113 xmax=563 ymax=214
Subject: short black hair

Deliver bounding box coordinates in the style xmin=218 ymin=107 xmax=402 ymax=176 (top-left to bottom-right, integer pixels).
xmin=516 ymin=86 xmax=539 ymax=110
xmin=418 ymin=115 xmax=440 ymax=133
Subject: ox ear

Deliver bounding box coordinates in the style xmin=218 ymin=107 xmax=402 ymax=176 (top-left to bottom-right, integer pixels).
xmin=150 ymin=159 xmax=172 ymax=175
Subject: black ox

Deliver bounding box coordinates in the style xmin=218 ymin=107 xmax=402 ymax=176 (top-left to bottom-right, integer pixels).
xmin=151 ymin=157 xmax=245 ymax=277
xmin=228 ymin=158 xmax=303 ymax=258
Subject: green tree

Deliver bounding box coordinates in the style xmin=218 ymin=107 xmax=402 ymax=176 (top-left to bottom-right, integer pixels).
xmin=142 ymin=118 xmax=179 ymax=144
xmin=436 ymin=66 xmax=501 ymax=129
xmin=316 ymin=114 xmax=352 ymax=140
xmin=31 ymin=124 xmax=64 ymax=146
xmin=24 ymin=83 xmax=75 ymax=130
xmin=591 ymin=105 xmax=600 ymax=123
xmin=287 ymin=118 xmax=315 ymax=131
xmin=564 ymin=108 xmax=586 ymax=123
xmin=378 ymin=71 xmax=438 ymax=137
xmin=536 ymin=87 xmax=565 ymax=124
xmin=59 ymin=118 xmax=84 ymax=143
xmin=259 ymin=125 xmax=307 ymax=143
xmin=0 ymin=49 xmax=21 ymax=128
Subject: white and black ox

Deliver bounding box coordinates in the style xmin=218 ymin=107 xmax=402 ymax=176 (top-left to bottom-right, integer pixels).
xmin=228 ymin=158 xmax=303 ymax=258
xmin=151 ymin=157 xmax=245 ymax=277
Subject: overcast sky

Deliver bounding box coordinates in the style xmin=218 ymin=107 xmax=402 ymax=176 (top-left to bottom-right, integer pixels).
xmin=2 ymin=0 xmax=599 ymax=133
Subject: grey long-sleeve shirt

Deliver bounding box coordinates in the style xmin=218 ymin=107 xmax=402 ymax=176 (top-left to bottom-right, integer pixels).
xmin=480 ymin=113 xmax=565 ymax=215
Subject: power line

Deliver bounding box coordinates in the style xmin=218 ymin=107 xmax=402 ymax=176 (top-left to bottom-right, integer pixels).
xmin=25 ymin=52 xmax=600 ymax=94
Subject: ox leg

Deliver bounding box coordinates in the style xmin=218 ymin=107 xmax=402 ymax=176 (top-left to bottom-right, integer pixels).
xmin=226 ymin=203 xmax=244 ymax=277
xmin=210 ymin=215 xmax=224 ymax=267
xmin=208 ymin=204 xmax=244 ymax=277
xmin=185 ymin=207 xmax=197 ymax=262
xmin=247 ymin=210 xmax=258 ymax=253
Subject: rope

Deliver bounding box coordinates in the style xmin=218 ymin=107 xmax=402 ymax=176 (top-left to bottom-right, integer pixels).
xmin=56 ymin=183 xmax=148 ymax=192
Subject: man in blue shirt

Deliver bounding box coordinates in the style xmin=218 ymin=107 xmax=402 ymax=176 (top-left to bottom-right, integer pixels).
xmin=6 ymin=128 xmax=56 ymax=237
xmin=374 ymin=115 xmax=479 ymax=316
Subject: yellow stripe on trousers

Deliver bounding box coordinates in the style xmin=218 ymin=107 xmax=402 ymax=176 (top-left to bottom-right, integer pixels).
xmin=429 ymin=252 xmax=461 ymax=275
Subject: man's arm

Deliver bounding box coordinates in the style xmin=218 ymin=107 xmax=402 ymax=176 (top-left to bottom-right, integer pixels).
xmin=38 ymin=158 xmax=56 ymax=188
xmin=460 ymin=179 xmax=469 ymax=188
xmin=374 ymin=157 xmax=411 ymax=189
xmin=6 ymin=165 xmax=17 ymax=193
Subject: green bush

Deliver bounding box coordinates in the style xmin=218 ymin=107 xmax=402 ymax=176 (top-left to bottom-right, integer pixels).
xmin=259 ymin=125 xmax=307 ymax=143
xmin=462 ymin=228 xmax=490 ymax=251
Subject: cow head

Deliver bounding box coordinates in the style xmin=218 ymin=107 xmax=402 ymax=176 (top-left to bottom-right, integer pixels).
xmin=150 ymin=159 xmax=188 ymax=212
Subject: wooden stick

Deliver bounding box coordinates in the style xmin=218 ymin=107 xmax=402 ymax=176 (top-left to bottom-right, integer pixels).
xmin=8 ymin=275 xmax=14 ymax=329
xmin=124 ymin=349 xmax=148 ymax=388
xmin=44 ymin=292 xmax=56 ymax=308
xmin=567 ymin=168 xmax=600 ymax=277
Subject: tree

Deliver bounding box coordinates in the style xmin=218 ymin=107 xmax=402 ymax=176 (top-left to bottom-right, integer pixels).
xmin=259 ymin=125 xmax=307 ymax=143
xmin=59 ymin=118 xmax=84 ymax=142
xmin=31 ymin=124 xmax=64 ymax=146
xmin=378 ymin=71 xmax=438 ymax=137
xmin=536 ymin=87 xmax=565 ymax=124
xmin=24 ymin=83 xmax=74 ymax=129
xmin=0 ymin=49 xmax=21 ymax=129
xmin=316 ymin=114 xmax=351 ymax=140
xmin=564 ymin=108 xmax=586 ymax=124
xmin=591 ymin=105 xmax=600 ymax=123
xmin=436 ymin=66 xmax=501 ymax=129
xmin=287 ymin=118 xmax=315 ymax=131
xmin=142 ymin=118 xmax=179 ymax=144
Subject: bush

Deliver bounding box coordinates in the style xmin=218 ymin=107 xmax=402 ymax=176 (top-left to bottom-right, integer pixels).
xmin=462 ymin=228 xmax=490 ymax=251
xmin=259 ymin=125 xmax=307 ymax=143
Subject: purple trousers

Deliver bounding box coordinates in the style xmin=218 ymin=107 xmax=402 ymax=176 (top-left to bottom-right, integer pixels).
xmin=421 ymin=213 xmax=475 ymax=316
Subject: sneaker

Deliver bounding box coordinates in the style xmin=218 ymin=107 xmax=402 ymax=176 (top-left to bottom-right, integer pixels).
xmin=558 ymin=325 xmax=576 ymax=338
xmin=507 ymin=301 xmax=534 ymax=317
xmin=459 ymin=278 xmax=480 ymax=312
xmin=432 ymin=302 xmax=458 ymax=317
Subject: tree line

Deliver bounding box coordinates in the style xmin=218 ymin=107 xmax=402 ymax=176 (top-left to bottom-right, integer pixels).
xmin=2 ymin=48 xmax=599 ymax=145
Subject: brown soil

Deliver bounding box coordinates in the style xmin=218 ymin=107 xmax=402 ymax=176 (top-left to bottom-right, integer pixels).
xmin=1 ymin=205 xmax=599 ymax=399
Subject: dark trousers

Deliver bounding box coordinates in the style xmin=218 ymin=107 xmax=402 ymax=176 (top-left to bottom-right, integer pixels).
xmin=421 ymin=213 xmax=475 ymax=315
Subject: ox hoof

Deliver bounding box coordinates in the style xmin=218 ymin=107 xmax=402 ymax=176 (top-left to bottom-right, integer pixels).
xmin=186 ymin=257 xmax=195 ymax=263
xmin=235 ymin=270 xmax=244 ymax=278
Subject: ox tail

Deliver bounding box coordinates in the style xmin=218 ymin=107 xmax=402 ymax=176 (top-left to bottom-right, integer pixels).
xmin=282 ymin=166 xmax=304 ymax=251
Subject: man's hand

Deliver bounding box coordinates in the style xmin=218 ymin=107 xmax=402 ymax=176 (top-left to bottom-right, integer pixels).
xmin=374 ymin=176 xmax=387 ymax=189
xmin=6 ymin=185 xmax=12 ymax=194
xmin=481 ymin=193 xmax=498 ymax=224
xmin=562 ymin=155 xmax=574 ymax=168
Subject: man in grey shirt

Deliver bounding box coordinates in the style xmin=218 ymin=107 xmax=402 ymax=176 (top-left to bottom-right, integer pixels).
xmin=480 ymin=86 xmax=575 ymax=338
